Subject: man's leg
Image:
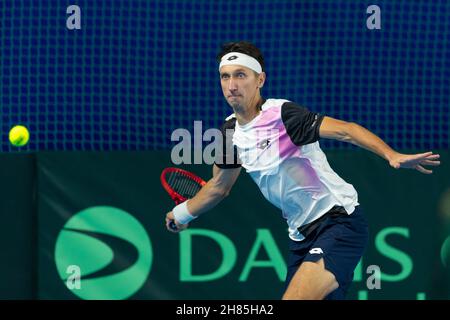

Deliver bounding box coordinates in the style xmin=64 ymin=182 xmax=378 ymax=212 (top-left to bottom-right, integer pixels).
xmin=282 ymin=258 xmax=338 ymax=300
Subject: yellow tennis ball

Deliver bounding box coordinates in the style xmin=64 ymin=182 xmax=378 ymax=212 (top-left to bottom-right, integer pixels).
xmin=9 ymin=125 xmax=30 ymax=147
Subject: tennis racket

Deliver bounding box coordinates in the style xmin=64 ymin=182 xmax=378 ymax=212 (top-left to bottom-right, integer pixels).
xmin=161 ymin=167 xmax=206 ymax=230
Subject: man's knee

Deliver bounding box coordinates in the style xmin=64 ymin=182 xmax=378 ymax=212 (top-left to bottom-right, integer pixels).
xmin=282 ymin=282 xmax=338 ymax=300
xmin=282 ymin=259 xmax=339 ymax=300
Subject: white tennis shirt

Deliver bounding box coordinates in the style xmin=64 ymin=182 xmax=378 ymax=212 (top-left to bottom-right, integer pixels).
xmin=215 ymin=98 xmax=359 ymax=241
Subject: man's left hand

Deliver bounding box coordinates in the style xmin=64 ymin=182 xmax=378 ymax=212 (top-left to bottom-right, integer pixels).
xmin=389 ymin=151 xmax=440 ymax=174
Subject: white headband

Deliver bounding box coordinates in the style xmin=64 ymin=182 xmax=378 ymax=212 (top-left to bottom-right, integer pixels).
xmin=219 ymin=52 xmax=262 ymax=74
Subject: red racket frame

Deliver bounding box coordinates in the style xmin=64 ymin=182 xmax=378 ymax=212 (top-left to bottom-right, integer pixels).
xmin=160 ymin=167 xmax=206 ymax=205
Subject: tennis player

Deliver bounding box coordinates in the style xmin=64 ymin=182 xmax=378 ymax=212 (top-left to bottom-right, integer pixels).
xmin=165 ymin=41 xmax=441 ymax=299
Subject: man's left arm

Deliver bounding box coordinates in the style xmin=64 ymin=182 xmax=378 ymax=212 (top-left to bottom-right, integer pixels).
xmin=319 ymin=116 xmax=441 ymax=174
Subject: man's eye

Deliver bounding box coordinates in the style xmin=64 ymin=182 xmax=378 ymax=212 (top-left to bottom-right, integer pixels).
xmin=221 ymin=74 xmax=230 ymax=79
xmin=237 ymin=73 xmax=246 ymax=78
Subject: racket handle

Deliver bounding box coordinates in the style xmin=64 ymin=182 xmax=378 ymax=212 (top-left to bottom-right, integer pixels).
xmin=169 ymin=220 xmax=178 ymax=231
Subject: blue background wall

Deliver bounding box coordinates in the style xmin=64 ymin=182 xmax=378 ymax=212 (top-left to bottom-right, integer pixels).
xmin=1 ymin=0 xmax=448 ymax=152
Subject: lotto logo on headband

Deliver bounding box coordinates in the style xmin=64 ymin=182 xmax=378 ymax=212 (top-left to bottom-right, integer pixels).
xmin=219 ymin=52 xmax=262 ymax=74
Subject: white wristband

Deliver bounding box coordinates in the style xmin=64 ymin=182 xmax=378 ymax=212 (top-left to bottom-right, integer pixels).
xmin=173 ymin=201 xmax=197 ymax=224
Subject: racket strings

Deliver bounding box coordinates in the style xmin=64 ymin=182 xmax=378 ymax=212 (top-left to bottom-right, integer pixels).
xmin=167 ymin=171 xmax=202 ymax=199
xmin=178 ymin=175 xmax=201 ymax=198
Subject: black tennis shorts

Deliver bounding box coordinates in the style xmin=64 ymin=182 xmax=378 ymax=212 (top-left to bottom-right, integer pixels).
xmin=285 ymin=205 xmax=369 ymax=300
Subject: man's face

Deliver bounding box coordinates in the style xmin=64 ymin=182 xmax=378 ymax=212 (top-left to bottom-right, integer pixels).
xmin=219 ymin=65 xmax=264 ymax=109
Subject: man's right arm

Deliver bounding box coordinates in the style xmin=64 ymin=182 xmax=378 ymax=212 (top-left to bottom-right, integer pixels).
xmin=165 ymin=164 xmax=241 ymax=232
xmin=186 ymin=164 xmax=241 ymax=216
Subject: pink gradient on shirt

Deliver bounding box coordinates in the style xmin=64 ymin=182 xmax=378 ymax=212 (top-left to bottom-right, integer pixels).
xmin=254 ymin=107 xmax=301 ymax=160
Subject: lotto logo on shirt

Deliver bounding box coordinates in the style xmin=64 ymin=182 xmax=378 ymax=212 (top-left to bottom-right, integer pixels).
xmin=256 ymin=139 xmax=271 ymax=150
xmin=236 ymin=129 xmax=280 ymax=173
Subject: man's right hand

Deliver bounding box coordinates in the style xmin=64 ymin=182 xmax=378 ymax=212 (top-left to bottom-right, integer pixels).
xmin=165 ymin=211 xmax=189 ymax=233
